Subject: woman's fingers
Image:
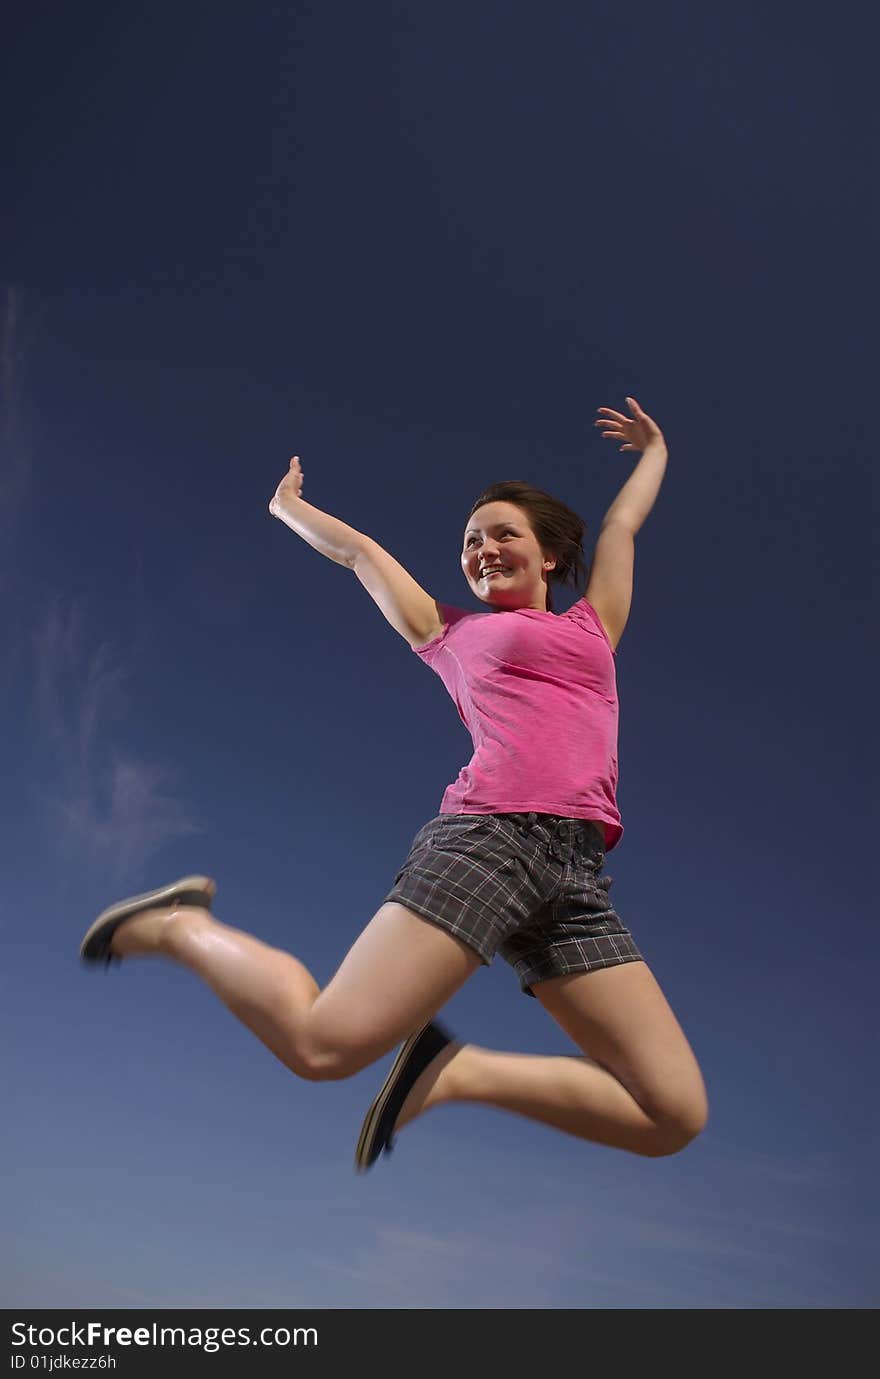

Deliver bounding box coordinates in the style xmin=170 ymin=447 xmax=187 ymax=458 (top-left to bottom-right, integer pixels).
xmin=594 ymin=403 xmax=651 ymax=453
xmin=594 ymin=398 xmax=664 ymax=455
xmin=596 ymin=398 xmax=643 ymax=421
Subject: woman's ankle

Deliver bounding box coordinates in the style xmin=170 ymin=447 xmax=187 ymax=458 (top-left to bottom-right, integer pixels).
xmin=111 ymin=902 xmax=214 ymax=958
xmin=395 ymin=1039 xmax=468 ymax=1130
xmin=158 ymin=903 xmax=216 ymax=957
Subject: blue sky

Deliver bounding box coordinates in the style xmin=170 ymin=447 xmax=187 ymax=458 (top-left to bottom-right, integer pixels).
xmin=2 ymin=1 xmax=875 ymax=1309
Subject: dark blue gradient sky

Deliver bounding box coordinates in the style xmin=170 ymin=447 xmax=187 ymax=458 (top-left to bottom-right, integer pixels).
xmin=2 ymin=1 xmax=874 ymax=1309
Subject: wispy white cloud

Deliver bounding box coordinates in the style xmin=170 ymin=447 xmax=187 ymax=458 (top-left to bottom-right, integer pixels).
xmin=31 ymin=594 xmax=206 ymax=881
xmin=306 ymin=1220 xmax=559 ymax=1307
xmin=291 ymin=1130 xmax=866 ymax=1309
xmin=707 ymin=1144 xmax=836 ymax=1188
xmin=101 ymin=1281 xmax=179 ymax=1308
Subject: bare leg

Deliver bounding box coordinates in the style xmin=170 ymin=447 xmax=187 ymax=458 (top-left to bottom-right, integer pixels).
xmin=395 ymin=965 xmax=709 ymax=1157
xmin=110 ymin=908 xmax=706 ymax=1156
xmin=110 ymin=903 xmax=323 ymax=1075
xmin=107 ymin=898 xmax=482 ymax=1081
xmin=392 ymin=1042 xmax=676 ymax=1155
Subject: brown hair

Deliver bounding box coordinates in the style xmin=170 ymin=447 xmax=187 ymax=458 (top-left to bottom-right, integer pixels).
xmin=466 ymin=480 xmax=589 ymax=613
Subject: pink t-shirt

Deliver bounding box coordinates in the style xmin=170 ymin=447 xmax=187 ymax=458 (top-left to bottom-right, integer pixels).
xmin=412 ymin=597 xmax=623 ymax=851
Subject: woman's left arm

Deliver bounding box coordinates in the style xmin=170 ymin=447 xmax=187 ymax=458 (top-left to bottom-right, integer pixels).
xmin=594 ymin=397 xmax=668 ymax=535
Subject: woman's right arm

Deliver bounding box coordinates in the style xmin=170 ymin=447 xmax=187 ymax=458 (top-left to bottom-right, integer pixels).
xmin=269 ymin=456 xmax=442 ymax=648
xmin=269 ymin=456 xmax=365 ymax=567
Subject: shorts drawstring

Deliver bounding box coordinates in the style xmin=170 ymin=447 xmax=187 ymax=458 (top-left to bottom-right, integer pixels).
xmin=506 ymin=811 xmax=609 ymax=876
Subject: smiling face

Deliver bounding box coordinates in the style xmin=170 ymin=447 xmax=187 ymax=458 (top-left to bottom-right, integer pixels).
xmin=461 ymin=501 xmax=557 ymax=612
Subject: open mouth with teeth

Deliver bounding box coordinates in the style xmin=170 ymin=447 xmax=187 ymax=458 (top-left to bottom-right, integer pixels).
xmin=480 ymin=567 xmax=511 ymax=578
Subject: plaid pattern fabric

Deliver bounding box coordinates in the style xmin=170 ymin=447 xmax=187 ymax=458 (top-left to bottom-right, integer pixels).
xmin=383 ymin=811 xmax=644 ymax=997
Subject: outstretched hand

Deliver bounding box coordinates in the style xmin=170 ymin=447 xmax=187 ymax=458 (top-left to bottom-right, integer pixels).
xmin=269 ymin=455 xmax=305 ymax=516
xmin=594 ymin=397 xmax=666 ymax=454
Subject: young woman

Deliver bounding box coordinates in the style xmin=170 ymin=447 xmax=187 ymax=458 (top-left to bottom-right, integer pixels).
xmin=80 ymin=397 xmax=708 ymax=1172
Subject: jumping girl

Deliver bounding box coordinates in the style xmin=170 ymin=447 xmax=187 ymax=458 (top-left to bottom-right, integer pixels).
xmin=80 ymin=396 xmax=708 ymax=1171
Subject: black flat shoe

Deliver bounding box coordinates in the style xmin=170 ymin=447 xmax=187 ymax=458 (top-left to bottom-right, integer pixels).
xmin=354 ymin=1020 xmax=454 ymax=1173
xmin=79 ymin=875 xmax=216 ymax=967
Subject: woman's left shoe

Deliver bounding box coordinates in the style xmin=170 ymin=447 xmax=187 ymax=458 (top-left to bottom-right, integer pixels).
xmin=79 ymin=875 xmax=217 ymax=967
xmin=354 ymin=1019 xmax=454 ymax=1172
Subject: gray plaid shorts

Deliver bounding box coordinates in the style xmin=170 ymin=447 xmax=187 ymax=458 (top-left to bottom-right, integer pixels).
xmin=383 ymin=811 xmax=644 ymax=997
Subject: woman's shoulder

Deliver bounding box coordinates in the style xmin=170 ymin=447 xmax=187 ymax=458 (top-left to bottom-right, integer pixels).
xmin=560 ymin=597 xmax=618 ymax=654
xmin=409 ymin=602 xmax=477 ymax=652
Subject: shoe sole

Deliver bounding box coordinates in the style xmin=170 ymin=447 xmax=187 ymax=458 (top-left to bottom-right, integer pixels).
xmin=354 ymin=1021 xmax=450 ymax=1172
xmin=79 ymin=874 xmax=216 ymax=963
xmin=354 ymin=1027 xmax=426 ymax=1171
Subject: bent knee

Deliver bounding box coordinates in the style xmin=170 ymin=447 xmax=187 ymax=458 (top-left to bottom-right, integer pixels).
xmin=294 ymin=1014 xmax=384 ymax=1082
xmin=648 ymin=1097 xmax=710 ymax=1156
xmin=295 ymin=1038 xmax=370 ymax=1082
xmin=294 ymin=1046 xmax=351 ymax=1082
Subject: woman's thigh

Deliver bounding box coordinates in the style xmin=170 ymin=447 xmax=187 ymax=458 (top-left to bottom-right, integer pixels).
xmin=305 ymin=901 xmax=482 ymax=1074
xmin=534 ymin=962 xmax=709 ymax=1138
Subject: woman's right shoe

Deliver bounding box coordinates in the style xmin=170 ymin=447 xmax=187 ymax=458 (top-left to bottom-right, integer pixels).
xmin=79 ymin=875 xmax=216 ymax=967
xmin=354 ymin=1020 xmax=454 ymax=1172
